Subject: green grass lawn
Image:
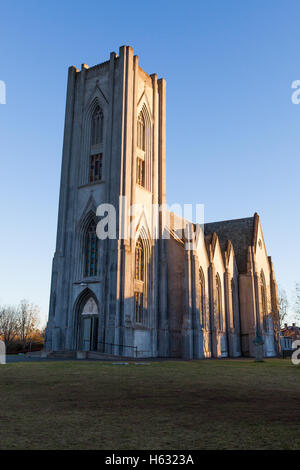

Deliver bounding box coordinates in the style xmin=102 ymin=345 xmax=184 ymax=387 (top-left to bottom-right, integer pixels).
xmin=0 ymin=359 xmax=299 ymax=450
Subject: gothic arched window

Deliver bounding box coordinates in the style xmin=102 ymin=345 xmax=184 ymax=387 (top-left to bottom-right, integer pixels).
xmin=231 ymin=279 xmax=236 ymax=329
xmin=199 ymin=268 xmax=205 ymax=328
xmin=137 ymin=113 xmax=145 ymax=151
xmin=136 ymin=157 xmax=145 ymax=187
xmin=89 ymin=105 xmax=104 ymax=184
xmin=91 ymin=105 xmax=104 ymax=146
xmin=135 ymin=292 xmax=143 ymax=324
xmin=260 ymin=271 xmax=268 ymax=330
xmin=135 ymin=238 xmax=144 ymax=281
xmin=134 ymin=237 xmax=145 ymax=324
xmin=89 ymin=153 xmax=103 ymax=183
xmin=216 ymin=274 xmax=222 ymax=330
xmin=136 ymin=112 xmax=145 ymax=188
xmin=84 ymin=220 xmax=98 ymax=277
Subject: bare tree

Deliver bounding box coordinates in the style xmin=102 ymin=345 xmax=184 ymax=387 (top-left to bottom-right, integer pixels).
xmin=278 ymin=287 xmax=288 ymax=327
xmin=0 ymin=305 xmax=20 ymax=347
xmin=294 ymin=283 xmax=300 ymax=323
xmin=18 ymin=300 xmax=40 ymax=352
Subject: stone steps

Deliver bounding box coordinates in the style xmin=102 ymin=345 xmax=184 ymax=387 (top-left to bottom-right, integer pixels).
xmin=87 ymin=351 xmax=132 ymax=360
xmin=35 ymin=350 xmax=137 ymax=360
xmin=46 ymin=350 xmax=77 ymax=359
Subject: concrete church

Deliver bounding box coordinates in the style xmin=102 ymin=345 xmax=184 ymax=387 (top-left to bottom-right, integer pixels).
xmin=45 ymin=46 xmax=279 ymax=359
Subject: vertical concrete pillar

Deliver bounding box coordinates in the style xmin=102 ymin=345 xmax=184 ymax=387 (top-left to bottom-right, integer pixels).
xmin=115 ymin=46 xmax=134 ymax=353
xmin=103 ymin=52 xmax=117 ymax=353
xmin=56 ymin=65 xmax=78 ymax=255
xmin=158 ymin=239 xmax=169 ymax=357
xmin=192 ymin=254 xmax=204 ymax=359
xmin=100 ymin=46 xmax=133 ymax=354
xmin=182 ymin=225 xmax=194 ymax=360
xmin=104 ymin=46 xmax=127 ymax=353
xmin=208 ymin=262 xmax=218 ymax=357
xmin=157 ymin=78 xmax=168 ymax=357
xmin=224 ymin=268 xmax=234 ymax=357
xmin=105 ymin=51 xmax=117 ymax=202
xmin=122 ymin=243 xmax=135 ymax=356
xmin=58 ymin=65 xmax=83 ymax=349
xmin=242 ymin=246 xmax=259 ymax=357
xmin=130 ymin=54 xmax=139 ymax=208
xmin=157 ymin=79 xmax=166 ymax=206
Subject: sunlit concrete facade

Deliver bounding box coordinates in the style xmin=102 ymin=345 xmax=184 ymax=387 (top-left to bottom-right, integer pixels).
xmin=45 ymin=46 xmax=279 ymax=358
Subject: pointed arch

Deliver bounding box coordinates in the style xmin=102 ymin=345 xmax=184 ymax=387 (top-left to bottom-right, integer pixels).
xmin=135 ymin=225 xmax=152 ymax=273
xmin=91 ymin=104 xmax=104 ymax=145
xmin=211 ymin=232 xmax=219 ymax=259
xmin=85 ymin=83 xmax=109 ymax=109
xmin=134 ymin=225 xmax=151 ymax=325
xmin=135 ymin=209 xmax=152 ymax=244
xmin=73 ymin=207 xmax=99 ymax=280
xmin=74 ymin=287 xmax=99 ymax=316
xmin=137 ymin=112 xmax=145 ymax=151
xmin=136 ymin=102 xmax=152 ymax=191
xmin=80 ymin=95 xmax=106 ymax=186
xmin=73 ymin=288 xmax=99 ymax=351
xmin=135 ymin=237 xmax=144 ymax=281
xmin=78 ymin=196 xmax=97 ymax=229
xmin=137 ymin=89 xmax=153 ymax=121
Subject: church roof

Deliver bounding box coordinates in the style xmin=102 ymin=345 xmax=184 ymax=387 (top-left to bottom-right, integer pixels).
xmin=204 ymin=216 xmax=255 ymax=273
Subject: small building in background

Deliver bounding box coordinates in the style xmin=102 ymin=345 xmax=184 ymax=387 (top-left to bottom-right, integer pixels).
xmin=280 ymin=324 xmax=300 ymax=355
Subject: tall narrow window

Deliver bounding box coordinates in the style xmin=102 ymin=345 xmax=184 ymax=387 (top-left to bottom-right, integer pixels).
xmin=261 ymin=272 xmax=268 ymax=330
xmin=216 ymin=274 xmax=222 ymax=330
xmin=135 ymin=292 xmax=143 ymax=323
xmin=136 ymin=157 xmax=145 ymax=187
xmin=199 ymin=268 xmax=205 ymax=328
xmin=135 ymin=238 xmax=144 ymax=281
xmin=91 ymin=105 xmax=103 ymax=145
xmin=89 ymin=153 xmax=103 ymax=183
xmin=85 ymin=220 xmax=98 ymax=277
xmin=231 ymin=279 xmax=236 ymax=329
xmin=137 ymin=113 xmax=145 ymax=150
xmin=135 ymin=238 xmax=145 ymax=324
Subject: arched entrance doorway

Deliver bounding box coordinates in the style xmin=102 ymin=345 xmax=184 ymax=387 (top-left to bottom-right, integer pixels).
xmin=79 ymin=296 xmax=99 ymax=351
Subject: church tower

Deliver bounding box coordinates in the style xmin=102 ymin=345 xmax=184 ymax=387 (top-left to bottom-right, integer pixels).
xmin=46 ymin=45 xmax=279 ymax=360
xmin=45 ymin=46 xmax=167 ymax=356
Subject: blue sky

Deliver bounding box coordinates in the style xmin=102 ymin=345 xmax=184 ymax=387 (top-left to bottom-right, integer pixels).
xmin=0 ymin=0 xmax=299 ymax=324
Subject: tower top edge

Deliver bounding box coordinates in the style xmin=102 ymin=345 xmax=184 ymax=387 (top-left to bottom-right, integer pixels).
xmin=69 ymin=46 xmax=165 ymax=82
